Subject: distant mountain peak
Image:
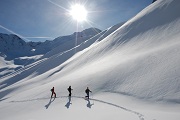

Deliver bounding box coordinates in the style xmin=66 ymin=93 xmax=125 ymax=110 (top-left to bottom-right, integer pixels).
xmin=72 ymin=27 xmax=101 ymax=37
xmin=0 ymin=27 xmax=102 ymax=61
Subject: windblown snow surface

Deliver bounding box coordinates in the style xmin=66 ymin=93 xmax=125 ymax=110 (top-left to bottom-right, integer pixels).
xmin=0 ymin=0 xmax=180 ymax=120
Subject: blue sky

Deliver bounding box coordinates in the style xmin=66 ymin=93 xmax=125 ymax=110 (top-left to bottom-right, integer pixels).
xmin=0 ymin=0 xmax=152 ymax=42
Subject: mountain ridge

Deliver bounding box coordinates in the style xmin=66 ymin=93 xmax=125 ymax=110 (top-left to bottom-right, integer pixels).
xmin=0 ymin=27 xmax=101 ymax=60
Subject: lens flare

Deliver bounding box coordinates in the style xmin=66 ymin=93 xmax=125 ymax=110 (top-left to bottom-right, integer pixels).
xmin=70 ymin=4 xmax=87 ymax=22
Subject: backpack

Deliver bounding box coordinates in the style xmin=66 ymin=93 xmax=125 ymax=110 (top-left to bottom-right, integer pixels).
xmin=68 ymin=87 xmax=71 ymax=92
xmin=85 ymin=89 xmax=88 ymax=93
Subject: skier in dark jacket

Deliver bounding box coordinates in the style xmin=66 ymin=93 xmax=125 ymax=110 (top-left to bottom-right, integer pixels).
xmin=85 ymin=87 xmax=92 ymax=99
xmin=67 ymin=86 xmax=73 ymax=97
xmin=51 ymin=87 xmax=56 ymax=98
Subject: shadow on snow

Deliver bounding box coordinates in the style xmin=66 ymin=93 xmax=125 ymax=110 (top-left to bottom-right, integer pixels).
xmin=45 ymin=97 xmax=56 ymax=109
xmin=65 ymin=96 xmax=72 ymax=109
xmin=10 ymin=96 xmax=144 ymax=120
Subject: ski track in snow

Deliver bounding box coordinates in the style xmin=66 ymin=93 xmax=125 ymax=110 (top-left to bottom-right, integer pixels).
xmin=10 ymin=96 xmax=145 ymax=120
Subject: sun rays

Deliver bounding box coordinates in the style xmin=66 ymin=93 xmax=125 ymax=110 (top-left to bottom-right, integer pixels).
xmin=47 ymin=0 xmax=102 ymax=53
xmin=69 ymin=4 xmax=87 ymax=22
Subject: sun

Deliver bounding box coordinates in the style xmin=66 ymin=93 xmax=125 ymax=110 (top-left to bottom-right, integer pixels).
xmin=70 ymin=4 xmax=87 ymax=22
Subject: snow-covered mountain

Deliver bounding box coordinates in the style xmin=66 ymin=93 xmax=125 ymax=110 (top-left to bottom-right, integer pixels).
xmin=0 ymin=28 xmax=101 ymax=61
xmin=0 ymin=0 xmax=180 ymax=120
xmin=0 ymin=28 xmax=101 ymax=78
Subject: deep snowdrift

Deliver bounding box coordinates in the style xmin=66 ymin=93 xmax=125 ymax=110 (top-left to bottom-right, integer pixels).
xmin=0 ymin=0 xmax=180 ymax=120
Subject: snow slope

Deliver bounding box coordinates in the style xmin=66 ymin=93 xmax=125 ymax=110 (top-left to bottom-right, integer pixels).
xmin=0 ymin=23 xmax=123 ymax=90
xmin=0 ymin=28 xmax=101 ymax=63
xmin=0 ymin=0 xmax=180 ymax=120
xmin=0 ymin=28 xmax=101 ymax=82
